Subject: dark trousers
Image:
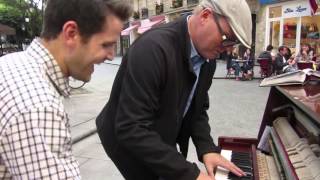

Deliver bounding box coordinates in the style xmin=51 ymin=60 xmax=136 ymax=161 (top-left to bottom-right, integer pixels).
xmin=97 ymin=128 xmax=158 ymax=180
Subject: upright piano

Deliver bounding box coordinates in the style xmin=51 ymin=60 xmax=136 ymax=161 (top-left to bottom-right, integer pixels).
xmin=215 ymin=83 xmax=320 ymax=180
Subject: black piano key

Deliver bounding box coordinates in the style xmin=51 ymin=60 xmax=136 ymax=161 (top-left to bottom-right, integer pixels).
xmin=228 ymin=172 xmax=253 ymax=179
xmin=233 ymin=162 xmax=252 ymax=168
xmin=232 ymin=153 xmax=250 ymax=157
xmin=231 ymin=152 xmax=251 ymax=159
xmin=232 ymin=154 xmax=250 ymax=157
xmin=229 ymin=151 xmax=253 ymax=180
xmin=231 ymin=160 xmax=252 ymax=167
xmin=231 ymin=159 xmax=252 ymax=166
xmin=236 ymin=166 xmax=252 ymax=172
xmin=228 ymin=177 xmax=253 ymax=180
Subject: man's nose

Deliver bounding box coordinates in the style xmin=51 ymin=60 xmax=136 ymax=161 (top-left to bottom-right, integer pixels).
xmin=105 ymin=48 xmax=115 ymax=60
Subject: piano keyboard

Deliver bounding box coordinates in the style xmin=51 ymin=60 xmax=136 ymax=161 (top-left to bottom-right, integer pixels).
xmin=215 ymin=150 xmax=281 ymax=180
xmin=215 ymin=150 xmax=253 ymax=180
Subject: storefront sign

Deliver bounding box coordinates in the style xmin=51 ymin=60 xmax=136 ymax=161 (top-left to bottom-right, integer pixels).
xmin=282 ymin=2 xmax=311 ymax=17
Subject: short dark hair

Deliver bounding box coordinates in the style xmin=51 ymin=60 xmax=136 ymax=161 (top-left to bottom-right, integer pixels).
xmin=278 ymin=46 xmax=287 ymax=52
xmin=41 ymin=0 xmax=132 ymax=41
xmin=266 ymin=45 xmax=273 ymax=51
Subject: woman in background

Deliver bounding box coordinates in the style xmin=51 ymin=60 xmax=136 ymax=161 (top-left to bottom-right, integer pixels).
xmin=225 ymin=46 xmax=241 ymax=80
xmin=242 ymin=48 xmax=254 ymax=80
xmin=295 ymin=43 xmax=313 ymax=62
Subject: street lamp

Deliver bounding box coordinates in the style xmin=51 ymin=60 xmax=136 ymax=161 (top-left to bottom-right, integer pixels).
xmin=21 ymin=17 xmax=30 ymax=50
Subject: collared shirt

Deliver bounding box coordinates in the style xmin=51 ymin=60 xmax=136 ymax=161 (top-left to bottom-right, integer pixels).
xmin=0 ymin=39 xmax=80 ymax=179
xmin=183 ymin=17 xmax=206 ymax=116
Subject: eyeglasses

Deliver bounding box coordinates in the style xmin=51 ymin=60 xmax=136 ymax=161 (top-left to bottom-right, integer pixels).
xmin=212 ymin=12 xmax=240 ymax=47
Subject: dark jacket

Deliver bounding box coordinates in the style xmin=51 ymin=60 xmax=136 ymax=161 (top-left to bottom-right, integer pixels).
xmin=258 ymin=51 xmax=272 ymax=61
xmin=274 ymin=53 xmax=288 ymax=74
xmin=96 ymin=17 xmax=219 ymax=180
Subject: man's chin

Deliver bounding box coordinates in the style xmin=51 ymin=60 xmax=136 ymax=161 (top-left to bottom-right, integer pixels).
xmin=72 ymin=75 xmax=91 ymax=83
xmin=206 ymin=53 xmax=218 ymax=60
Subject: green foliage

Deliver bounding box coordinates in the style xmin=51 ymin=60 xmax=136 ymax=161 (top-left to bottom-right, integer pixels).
xmin=0 ymin=0 xmax=43 ymax=41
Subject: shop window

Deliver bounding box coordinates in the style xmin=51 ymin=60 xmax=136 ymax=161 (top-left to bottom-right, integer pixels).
xmin=269 ymin=21 xmax=280 ymax=48
xmin=300 ymin=15 xmax=320 ymax=56
xmin=269 ymin=6 xmax=282 ymax=18
xmin=283 ymin=18 xmax=297 ymax=53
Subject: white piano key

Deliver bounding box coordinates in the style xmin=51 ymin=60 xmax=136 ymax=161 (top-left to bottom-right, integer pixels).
xmin=215 ymin=150 xmax=232 ymax=180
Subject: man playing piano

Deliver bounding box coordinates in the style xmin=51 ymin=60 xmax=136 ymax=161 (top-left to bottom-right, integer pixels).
xmin=96 ymin=0 xmax=253 ymax=179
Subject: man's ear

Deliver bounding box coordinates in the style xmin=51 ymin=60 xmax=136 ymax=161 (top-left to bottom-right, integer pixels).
xmin=200 ymin=8 xmax=212 ymax=23
xmin=62 ymin=21 xmax=80 ymax=47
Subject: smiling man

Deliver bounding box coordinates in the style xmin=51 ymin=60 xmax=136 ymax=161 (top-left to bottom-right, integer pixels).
xmin=0 ymin=0 xmax=132 ymax=179
xmin=96 ymin=0 xmax=252 ymax=180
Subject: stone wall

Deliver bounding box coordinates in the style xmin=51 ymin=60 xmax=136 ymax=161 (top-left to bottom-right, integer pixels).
xmin=255 ymin=5 xmax=268 ymax=57
xmin=246 ymin=0 xmax=268 ymax=57
xmin=131 ymin=0 xmax=269 ymax=57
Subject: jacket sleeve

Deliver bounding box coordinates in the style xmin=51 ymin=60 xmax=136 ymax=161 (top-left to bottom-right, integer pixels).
xmin=114 ymin=38 xmax=200 ymax=180
xmin=191 ymin=93 xmax=221 ymax=162
xmin=275 ymin=56 xmax=288 ymax=70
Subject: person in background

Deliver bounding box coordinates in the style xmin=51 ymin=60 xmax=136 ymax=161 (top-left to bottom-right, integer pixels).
xmin=241 ymin=48 xmax=254 ymax=80
xmin=258 ymin=45 xmax=273 ymax=62
xmin=225 ymin=46 xmax=241 ymax=80
xmin=284 ymin=46 xmax=292 ymax=61
xmin=274 ymin=46 xmax=295 ymax=74
xmin=258 ymin=45 xmax=274 ymax=75
xmin=295 ymin=43 xmax=313 ymax=62
xmin=310 ymin=43 xmax=320 ymax=70
xmin=0 ymin=0 xmax=132 ymax=179
xmin=96 ymin=0 xmax=252 ymax=179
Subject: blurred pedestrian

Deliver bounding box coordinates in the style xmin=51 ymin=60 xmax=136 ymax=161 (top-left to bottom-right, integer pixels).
xmin=274 ymin=46 xmax=295 ymax=74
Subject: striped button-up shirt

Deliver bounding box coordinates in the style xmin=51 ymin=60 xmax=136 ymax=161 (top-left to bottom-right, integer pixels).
xmin=0 ymin=39 xmax=80 ymax=179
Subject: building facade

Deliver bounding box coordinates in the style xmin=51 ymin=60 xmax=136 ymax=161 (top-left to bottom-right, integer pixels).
xmin=255 ymin=0 xmax=320 ymax=56
xmin=120 ymin=0 xmax=319 ymax=58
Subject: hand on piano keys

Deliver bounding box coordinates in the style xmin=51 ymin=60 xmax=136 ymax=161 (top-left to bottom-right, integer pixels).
xmin=201 ymin=152 xmax=248 ymax=180
xmin=214 ymin=150 xmax=253 ymax=180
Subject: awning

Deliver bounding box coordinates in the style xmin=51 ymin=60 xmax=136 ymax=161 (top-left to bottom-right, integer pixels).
xmin=0 ymin=23 xmax=15 ymax=35
xmin=137 ymin=19 xmax=164 ymax=34
xmin=121 ymin=25 xmax=139 ymax=36
xmin=309 ymin=0 xmax=319 ymax=14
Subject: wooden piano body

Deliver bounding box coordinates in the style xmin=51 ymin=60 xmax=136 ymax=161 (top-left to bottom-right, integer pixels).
xmin=216 ymin=83 xmax=320 ymax=180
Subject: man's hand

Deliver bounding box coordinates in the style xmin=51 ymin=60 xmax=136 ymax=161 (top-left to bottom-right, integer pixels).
xmin=202 ymin=153 xmax=246 ymax=179
xmin=196 ymin=172 xmax=213 ymax=180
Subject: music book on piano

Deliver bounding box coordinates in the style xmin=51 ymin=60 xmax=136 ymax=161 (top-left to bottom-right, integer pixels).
xmin=259 ymin=69 xmax=320 ymax=87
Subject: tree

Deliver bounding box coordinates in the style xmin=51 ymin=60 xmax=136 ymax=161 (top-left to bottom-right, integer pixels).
xmin=0 ymin=0 xmax=43 ymax=47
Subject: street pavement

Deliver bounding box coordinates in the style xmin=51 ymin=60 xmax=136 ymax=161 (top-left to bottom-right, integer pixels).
xmin=66 ymin=57 xmax=271 ymax=179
